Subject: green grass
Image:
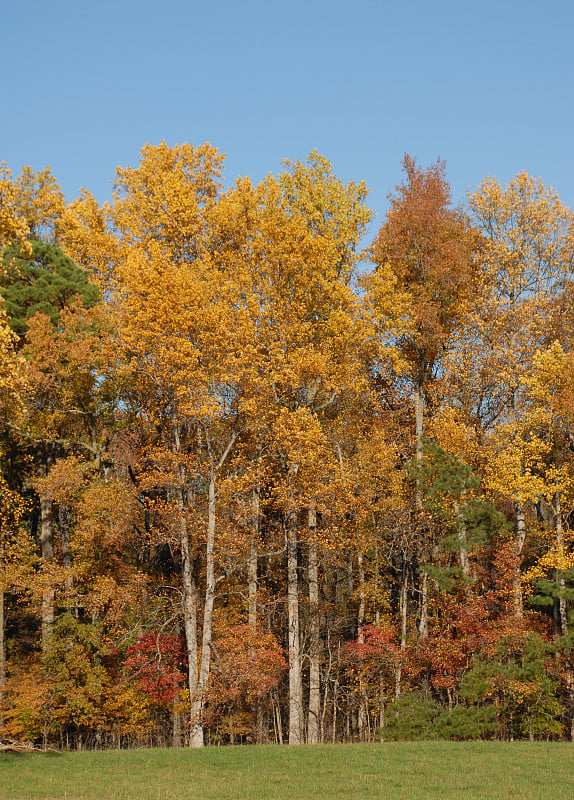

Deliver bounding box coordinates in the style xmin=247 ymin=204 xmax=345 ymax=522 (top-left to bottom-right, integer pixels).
xmin=1 ymin=742 xmax=573 ymax=800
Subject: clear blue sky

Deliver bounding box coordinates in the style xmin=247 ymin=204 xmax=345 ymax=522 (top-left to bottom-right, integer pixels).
xmin=2 ymin=0 xmax=572 ymax=237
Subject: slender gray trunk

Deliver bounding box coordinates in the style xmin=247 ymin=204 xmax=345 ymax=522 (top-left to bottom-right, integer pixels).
xmin=414 ymin=378 xmax=429 ymax=637
xmin=248 ymin=488 xmax=259 ymax=629
xmin=418 ymin=569 xmax=428 ymax=638
xmin=173 ymin=425 xmax=200 ymax=747
xmin=395 ymin=565 xmax=408 ymax=700
xmin=331 ymin=670 xmax=339 ymax=743
xmin=505 ymin=393 xmax=526 ymax=618
xmin=188 ymin=429 xmax=235 ymax=748
xmin=250 ymin=487 xmax=267 ymax=743
xmin=554 ymin=492 xmax=568 ymax=636
xmin=454 ymin=498 xmax=470 ymax=579
xmin=190 ymin=474 xmax=217 ymax=748
xmin=40 ymin=478 xmax=54 ymax=652
xmin=172 ymin=621 xmax=182 ymax=747
xmin=347 ymin=553 xmax=354 ymax=599
xmin=321 ymin=628 xmax=333 ymax=743
xmin=307 ymin=501 xmax=320 ymax=744
xmin=414 ymin=379 xmax=424 ymax=510
xmin=59 ymin=503 xmax=74 ymax=598
xmin=357 ymin=551 xmax=366 ymax=635
xmin=272 ymin=690 xmax=283 ymax=744
xmin=287 ymin=499 xmax=303 ymax=744
xmin=178 ymin=485 xmax=199 ymax=745
xmin=513 ymin=501 xmax=527 ymax=617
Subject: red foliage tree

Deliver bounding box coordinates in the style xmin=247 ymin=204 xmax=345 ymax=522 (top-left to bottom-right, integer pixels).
xmin=125 ymin=633 xmax=186 ymax=706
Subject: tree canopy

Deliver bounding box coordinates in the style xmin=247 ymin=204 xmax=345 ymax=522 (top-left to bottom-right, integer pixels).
xmin=1 ymin=147 xmax=573 ymax=749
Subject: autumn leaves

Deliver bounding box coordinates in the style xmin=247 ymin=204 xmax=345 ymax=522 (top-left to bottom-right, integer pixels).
xmin=0 ymin=145 xmax=573 ymax=745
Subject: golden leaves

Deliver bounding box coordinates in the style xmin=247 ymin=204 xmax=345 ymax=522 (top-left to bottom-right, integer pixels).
xmin=0 ymin=301 xmax=27 ymax=420
xmin=470 ymin=171 xmax=574 ymax=305
xmin=0 ymin=163 xmax=30 ymax=254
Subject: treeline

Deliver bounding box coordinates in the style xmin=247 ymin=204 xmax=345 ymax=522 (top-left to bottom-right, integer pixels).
xmin=0 ymin=146 xmax=573 ymax=748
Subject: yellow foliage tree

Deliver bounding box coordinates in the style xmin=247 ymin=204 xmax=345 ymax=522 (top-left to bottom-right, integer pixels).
xmin=469 ymin=173 xmax=574 ymax=616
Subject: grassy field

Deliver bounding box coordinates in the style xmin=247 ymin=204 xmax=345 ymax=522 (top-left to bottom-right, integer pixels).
xmin=1 ymin=741 xmax=573 ymax=800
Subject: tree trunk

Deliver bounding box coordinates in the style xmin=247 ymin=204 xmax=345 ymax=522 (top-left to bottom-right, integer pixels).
xmin=554 ymin=492 xmax=568 ymax=636
xmin=347 ymin=553 xmax=354 ymax=600
xmin=189 ymin=430 xmax=235 ymax=748
xmin=414 ymin=377 xmax=429 ymax=637
xmin=331 ymin=673 xmax=339 ymax=743
xmin=59 ymin=503 xmax=74 ymax=597
xmin=190 ymin=473 xmax=217 ymax=748
xmin=414 ymin=379 xmax=424 ymax=510
xmin=307 ymin=501 xmax=320 ymax=744
xmin=248 ymin=488 xmax=259 ymax=630
xmin=177 ymin=485 xmax=199 ymax=747
xmin=249 ymin=487 xmax=267 ymax=743
xmin=513 ymin=501 xmax=526 ymax=618
xmin=395 ymin=562 xmax=408 ymax=700
xmin=454 ymin=498 xmax=470 ymax=579
xmin=172 ymin=621 xmax=182 ymax=747
xmin=272 ymin=690 xmax=283 ymax=744
xmin=321 ymin=627 xmax=333 ymax=743
xmin=59 ymin=500 xmax=75 ymax=643
xmin=287 ymin=500 xmax=303 ymax=744
xmin=418 ymin=567 xmax=428 ymax=638
xmin=39 ymin=483 xmax=54 ymax=653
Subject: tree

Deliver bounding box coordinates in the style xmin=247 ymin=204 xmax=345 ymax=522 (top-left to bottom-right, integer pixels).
xmin=251 ymin=156 xmax=372 ymax=744
xmin=206 ymin=622 xmax=286 ymax=744
xmin=0 ymin=163 xmax=30 ymax=253
xmin=369 ymin=155 xmax=480 ymax=636
xmin=0 ymin=301 xmax=28 ymax=730
xmin=469 ymin=172 xmax=574 ymax=616
xmin=1 ymin=241 xmax=98 ymax=339
xmin=3 ymin=145 xmax=574 ymax=746
xmin=0 ymin=165 xmax=107 ymax=656
xmin=107 ymin=142 xmax=256 ymax=747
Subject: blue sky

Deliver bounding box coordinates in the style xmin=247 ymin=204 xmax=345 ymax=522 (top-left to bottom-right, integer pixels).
xmin=2 ymin=0 xmax=572 ymax=237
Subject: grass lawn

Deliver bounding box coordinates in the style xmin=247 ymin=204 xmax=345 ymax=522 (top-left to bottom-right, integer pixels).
xmin=1 ymin=741 xmax=573 ymax=800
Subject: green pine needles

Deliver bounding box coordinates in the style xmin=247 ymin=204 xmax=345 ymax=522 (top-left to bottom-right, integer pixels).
xmin=1 ymin=241 xmax=99 ymax=337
